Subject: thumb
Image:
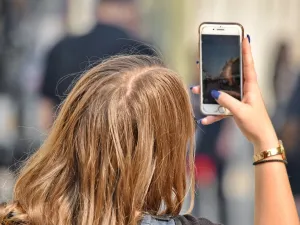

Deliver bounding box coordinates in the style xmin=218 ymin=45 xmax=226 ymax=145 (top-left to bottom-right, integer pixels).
xmin=211 ymin=90 xmax=244 ymax=115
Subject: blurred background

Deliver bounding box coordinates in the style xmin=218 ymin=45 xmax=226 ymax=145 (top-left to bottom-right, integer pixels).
xmin=1 ymin=0 xmax=300 ymax=224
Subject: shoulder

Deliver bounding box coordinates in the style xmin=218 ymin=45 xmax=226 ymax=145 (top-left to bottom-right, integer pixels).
xmin=46 ymin=36 xmax=77 ymax=59
xmin=88 ymin=23 xmax=130 ymax=40
xmin=140 ymin=214 xmax=222 ymax=225
xmin=93 ymin=23 xmax=157 ymax=56
xmin=174 ymin=215 xmax=222 ymax=225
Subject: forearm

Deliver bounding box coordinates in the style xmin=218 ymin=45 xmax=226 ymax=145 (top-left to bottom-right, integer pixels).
xmin=254 ymin=140 xmax=299 ymax=225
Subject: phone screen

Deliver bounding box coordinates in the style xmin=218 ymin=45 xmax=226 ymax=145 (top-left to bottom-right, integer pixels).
xmin=202 ymin=34 xmax=241 ymax=104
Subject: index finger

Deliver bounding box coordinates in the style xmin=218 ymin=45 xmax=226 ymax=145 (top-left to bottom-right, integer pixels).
xmin=242 ymin=37 xmax=257 ymax=83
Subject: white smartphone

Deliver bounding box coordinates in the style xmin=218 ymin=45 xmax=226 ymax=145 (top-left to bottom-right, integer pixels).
xmin=198 ymin=22 xmax=244 ymax=116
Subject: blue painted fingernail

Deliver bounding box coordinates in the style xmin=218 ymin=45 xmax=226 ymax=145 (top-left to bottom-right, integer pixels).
xmin=196 ymin=60 xmax=200 ymax=64
xmin=247 ymin=34 xmax=251 ymax=43
xmin=211 ymin=90 xmax=221 ymax=100
xmin=196 ymin=119 xmax=204 ymax=126
xmin=189 ymin=86 xmax=194 ymax=90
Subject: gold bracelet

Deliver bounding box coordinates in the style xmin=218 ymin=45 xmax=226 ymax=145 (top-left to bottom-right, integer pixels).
xmin=253 ymin=140 xmax=287 ymax=163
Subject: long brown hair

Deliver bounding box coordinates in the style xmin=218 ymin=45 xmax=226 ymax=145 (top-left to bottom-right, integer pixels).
xmin=0 ymin=55 xmax=195 ymax=225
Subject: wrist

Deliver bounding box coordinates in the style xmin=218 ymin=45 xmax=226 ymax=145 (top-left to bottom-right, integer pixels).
xmin=253 ymin=134 xmax=279 ymax=154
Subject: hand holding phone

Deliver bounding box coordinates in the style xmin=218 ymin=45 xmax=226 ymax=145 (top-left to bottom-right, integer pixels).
xmin=193 ymin=37 xmax=278 ymax=151
xmin=199 ymin=22 xmax=244 ymax=115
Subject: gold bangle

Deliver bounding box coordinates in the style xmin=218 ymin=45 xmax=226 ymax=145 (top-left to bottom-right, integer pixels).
xmin=253 ymin=140 xmax=287 ymax=163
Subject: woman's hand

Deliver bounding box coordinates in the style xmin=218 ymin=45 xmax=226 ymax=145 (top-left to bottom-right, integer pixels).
xmin=192 ymin=38 xmax=278 ymax=153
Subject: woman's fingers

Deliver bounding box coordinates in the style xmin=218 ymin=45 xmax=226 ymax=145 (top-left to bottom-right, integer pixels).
xmin=221 ymin=90 xmax=241 ymax=99
xmin=212 ymin=90 xmax=244 ymax=116
xmin=201 ymin=115 xmax=227 ymax=125
xmin=191 ymin=86 xmax=200 ymax=94
xmin=242 ymin=37 xmax=257 ymax=83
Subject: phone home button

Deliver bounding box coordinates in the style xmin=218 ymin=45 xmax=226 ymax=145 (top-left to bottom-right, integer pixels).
xmin=218 ymin=106 xmax=226 ymax=113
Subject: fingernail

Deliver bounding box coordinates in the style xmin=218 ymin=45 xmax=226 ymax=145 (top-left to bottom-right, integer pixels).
xmin=196 ymin=60 xmax=200 ymax=64
xmin=189 ymin=86 xmax=195 ymax=90
xmin=196 ymin=119 xmax=203 ymax=125
xmin=201 ymin=118 xmax=207 ymax=124
xmin=211 ymin=90 xmax=221 ymax=100
xmin=196 ymin=118 xmax=206 ymax=127
xmin=247 ymin=34 xmax=251 ymax=43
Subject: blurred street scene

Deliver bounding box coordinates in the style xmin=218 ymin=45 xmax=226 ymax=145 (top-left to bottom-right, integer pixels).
xmin=1 ymin=0 xmax=300 ymax=225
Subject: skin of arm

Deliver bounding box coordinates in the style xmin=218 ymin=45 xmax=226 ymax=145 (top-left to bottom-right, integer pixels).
xmin=253 ymin=139 xmax=299 ymax=225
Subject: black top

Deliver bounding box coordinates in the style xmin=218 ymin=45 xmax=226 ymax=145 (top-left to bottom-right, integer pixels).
xmin=141 ymin=214 xmax=221 ymax=225
xmin=41 ymin=23 xmax=155 ymax=105
xmin=174 ymin=215 xmax=221 ymax=225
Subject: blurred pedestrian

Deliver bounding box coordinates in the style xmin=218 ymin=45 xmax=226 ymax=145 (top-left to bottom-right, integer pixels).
xmin=272 ymin=42 xmax=298 ymax=132
xmin=189 ymin=60 xmax=226 ymax=223
xmin=40 ymin=0 xmax=156 ymax=130
xmin=281 ymin=77 xmax=300 ymax=214
xmin=271 ymin=42 xmax=300 ymax=213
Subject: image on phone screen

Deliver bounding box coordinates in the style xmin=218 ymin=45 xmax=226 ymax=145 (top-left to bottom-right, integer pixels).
xmin=202 ymin=35 xmax=241 ymax=104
